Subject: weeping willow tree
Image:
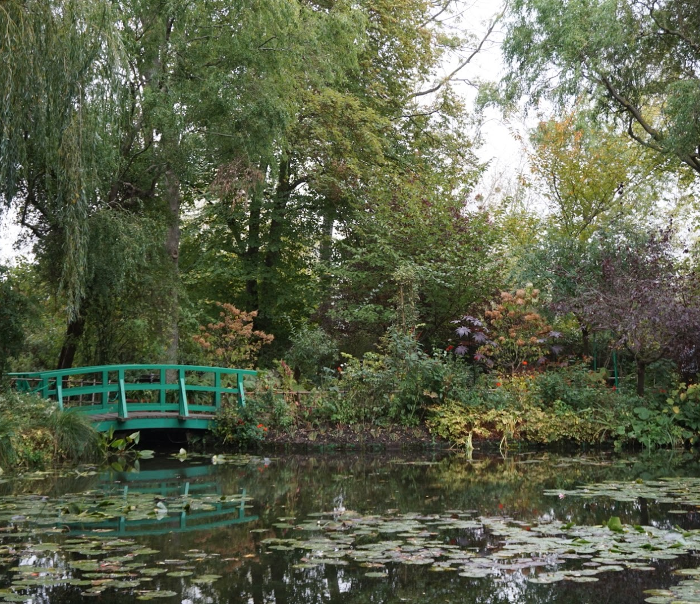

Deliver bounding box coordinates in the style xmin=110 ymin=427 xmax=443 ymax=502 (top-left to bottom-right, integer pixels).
xmin=0 ymin=1 xmax=125 ymax=351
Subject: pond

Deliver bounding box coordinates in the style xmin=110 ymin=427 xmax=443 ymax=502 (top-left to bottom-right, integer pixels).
xmin=1 ymin=449 xmax=700 ymax=603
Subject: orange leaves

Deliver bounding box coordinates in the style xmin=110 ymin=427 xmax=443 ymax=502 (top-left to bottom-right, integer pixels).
xmin=476 ymin=285 xmax=558 ymax=375
xmin=193 ymin=302 xmax=273 ymax=369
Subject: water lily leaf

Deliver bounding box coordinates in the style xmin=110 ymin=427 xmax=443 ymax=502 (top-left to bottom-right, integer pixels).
xmin=166 ymin=571 xmax=193 ymax=577
xmin=191 ymin=574 xmax=222 ymax=584
xmin=135 ymin=590 xmax=177 ymax=600
xmin=140 ymin=568 xmax=168 ymax=576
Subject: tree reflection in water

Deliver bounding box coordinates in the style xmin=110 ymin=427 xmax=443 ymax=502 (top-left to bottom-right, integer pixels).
xmin=0 ymin=450 xmax=698 ymax=603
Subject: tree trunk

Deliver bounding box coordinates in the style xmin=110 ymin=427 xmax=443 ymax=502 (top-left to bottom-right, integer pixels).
xmin=258 ymin=158 xmax=291 ymax=333
xmin=636 ymin=361 xmax=646 ymax=397
xmin=581 ymin=324 xmax=590 ymax=358
xmin=244 ymin=185 xmax=263 ymax=313
xmin=164 ymin=170 xmax=181 ymax=367
xmin=57 ymin=313 xmax=86 ymax=369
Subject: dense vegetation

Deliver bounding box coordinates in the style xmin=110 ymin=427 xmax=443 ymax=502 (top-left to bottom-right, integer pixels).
xmin=1 ymin=0 xmax=700 ymax=452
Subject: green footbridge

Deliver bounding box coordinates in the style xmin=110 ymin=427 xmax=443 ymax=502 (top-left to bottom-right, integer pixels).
xmin=8 ymin=364 xmax=256 ymax=432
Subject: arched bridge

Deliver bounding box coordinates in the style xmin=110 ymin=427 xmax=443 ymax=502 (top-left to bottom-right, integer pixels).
xmin=8 ymin=364 xmax=256 ymax=432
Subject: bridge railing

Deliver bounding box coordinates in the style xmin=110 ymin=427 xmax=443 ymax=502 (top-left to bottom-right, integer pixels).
xmin=8 ymin=364 xmax=256 ymax=421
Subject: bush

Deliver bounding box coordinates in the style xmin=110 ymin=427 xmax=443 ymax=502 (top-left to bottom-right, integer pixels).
xmin=427 ymin=397 xmax=609 ymax=449
xmin=0 ymin=391 xmax=102 ymax=469
xmin=427 ymin=363 xmax=697 ymax=450
xmin=453 ymin=286 xmax=561 ymax=374
xmin=192 ymin=303 xmax=274 ymax=368
xmin=324 ymin=328 xmax=452 ymax=426
xmin=212 ymin=397 xmax=271 ymax=447
xmin=285 ymin=324 xmax=338 ymax=386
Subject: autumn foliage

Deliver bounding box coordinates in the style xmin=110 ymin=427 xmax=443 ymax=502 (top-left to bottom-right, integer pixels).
xmin=460 ymin=286 xmax=561 ymax=375
xmin=193 ymin=303 xmax=273 ymax=369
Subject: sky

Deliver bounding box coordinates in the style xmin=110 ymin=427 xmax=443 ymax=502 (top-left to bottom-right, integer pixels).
xmin=0 ymin=0 xmax=517 ymax=265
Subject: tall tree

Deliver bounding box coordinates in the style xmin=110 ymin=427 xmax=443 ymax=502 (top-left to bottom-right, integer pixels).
xmin=185 ymin=0 xmax=500 ymax=353
xmin=122 ymin=0 xmax=367 ymax=358
xmin=528 ymin=113 xmax=667 ymax=240
xmin=0 ymin=0 xmax=125 ymax=321
xmin=502 ymin=0 xmax=700 ymax=177
xmin=554 ymin=228 xmax=700 ymax=395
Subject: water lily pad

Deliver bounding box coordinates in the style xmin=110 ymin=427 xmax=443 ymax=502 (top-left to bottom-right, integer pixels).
xmin=135 ymin=590 xmax=178 ymax=600
xmin=191 ymin=574 xmax=222 ymax=584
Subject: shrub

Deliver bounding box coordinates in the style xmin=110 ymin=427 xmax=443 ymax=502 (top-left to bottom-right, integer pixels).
xmin=212 ymin=397 xmax=270 ymax=447
xmin=324 ymin=328 xmax=450 ymax=426
xmin=0 ymin=391 xmax=102 ymax=469
xmin=193 ymin=303 xmax=273 ymax=368
xmin=285 ymin=324 xmax=338 ymax=386
xmin=427 ymin=397 xmax=609 ymax=450
xmin=453 ymin=286 xmax=561 ymax=374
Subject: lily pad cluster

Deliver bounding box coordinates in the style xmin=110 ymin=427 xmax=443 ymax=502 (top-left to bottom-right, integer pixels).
xmin=0 ymin=485 xmax=251 ymax=601
xmin=645 ymin=567 xmax=700 ymax=603
xmin=170 ymin=451 xmax=266 ymax=466
xmin=545 ymin=477 xmax=700 ymax=506
xmin=0 ymin=536 xmax=222 ymax=602
xmin=260 ymin=509 xmax=700 ymax=583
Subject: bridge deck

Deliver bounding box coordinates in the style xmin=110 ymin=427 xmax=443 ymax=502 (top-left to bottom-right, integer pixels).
xmin=8 ymin=364 xmax=255 ymax=432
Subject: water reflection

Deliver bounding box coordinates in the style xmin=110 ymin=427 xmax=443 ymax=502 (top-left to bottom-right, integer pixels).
xmin=0 ymin=450 xmax=698 ymax=603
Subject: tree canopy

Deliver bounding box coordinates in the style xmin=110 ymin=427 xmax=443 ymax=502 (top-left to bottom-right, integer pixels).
xmin=503 ymin=0 xmax=700 ymax=177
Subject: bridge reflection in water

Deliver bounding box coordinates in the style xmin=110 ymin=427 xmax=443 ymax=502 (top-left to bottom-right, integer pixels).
xmin=63 ymin=463 xmax=258 ymax=537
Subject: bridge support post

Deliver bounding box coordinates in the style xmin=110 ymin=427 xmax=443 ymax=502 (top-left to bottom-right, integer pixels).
xmin=178 ymin=372 xmax=189 ymax=418
xmin=101 ymin=370 xmax=109 ymax=410
xmin=118 ymin=369 xmax=128 ymax=421
xmin=55 ymin=378 xmax=64 ymax=410
xmin=237 ymin=373 xmax=246 ymax=408
xmin=214 ymin=370 xmax=221 ymax=411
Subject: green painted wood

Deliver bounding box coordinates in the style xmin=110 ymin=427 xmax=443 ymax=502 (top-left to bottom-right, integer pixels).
xmin=118 ymin=373 xmax=128 ymax=420
xmin=178 ymin=377 xmax=189 ymax=417
xmin=7 ymin=364 xmax=256 ymax=432
xmin=56 ymin=378 xmax=64 ymax=410
xmin=237 ymin=372 xmax=246 ymax=407
xmin=102 ymin=370 xmax=109 ymax=409
xmin=159 ymin=367 xmax=166 ymax=406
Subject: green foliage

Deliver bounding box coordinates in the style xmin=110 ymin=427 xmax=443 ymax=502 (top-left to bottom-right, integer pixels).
xmin=0 ymin=0 xmax=126 ymax=318
xmin=77 ymin=212 xmax=175 ymax=366
xmin=613 ymin=402 xmax=688 ymax=450
xmin=427 ymin=366 xmax=617 ymax=446
xmin=662 ymin=383 xmax=700 ymax=444
xmin=100 ymin=428 xmax=154 ymax=470
xmin=328 ymin=205 xmax=503 ymax=356
xmin=0 ymin=391 xmax=102 ymax=469
xmin=213 ymin=400 xmax=270 ymax=448
xmin=46 ymin=409 xmax=103 ymax=463
xmin=324 ymin=328 xmax=465 ymax=426
xmin=426 ymin=360 xmax=700 ymax=451
xmin=533 ymin=363 xmax=613 ymax=410
xmin=427 ymin=396 xmax=608 ymax=450
xmin=527 ymin=113 xmax=666 ymax=241
xmin=285 ymin=324 xmax=338 ymax=386
xmin=503 ymin=0 xmax=700 ymax=177
xmin=0 ymin=267 xmax=28 ymax=375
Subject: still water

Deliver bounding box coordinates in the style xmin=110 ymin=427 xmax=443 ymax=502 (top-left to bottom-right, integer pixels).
xmin=1 ymin=450 xmax=700 ymax=603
